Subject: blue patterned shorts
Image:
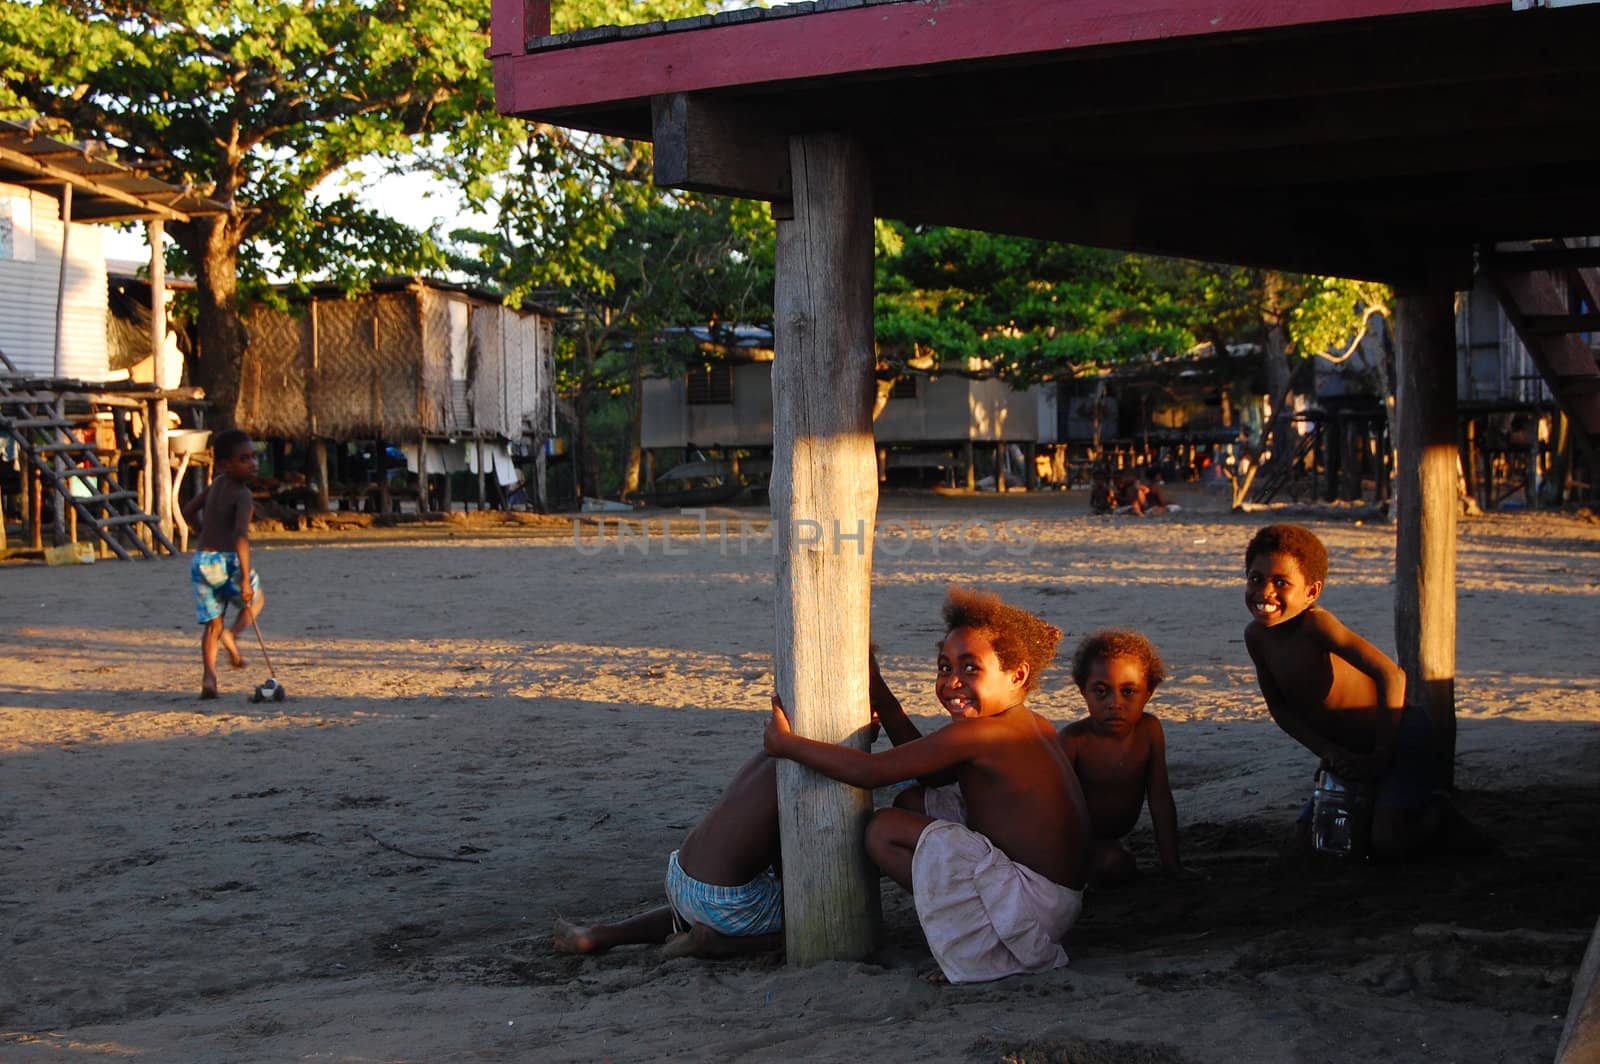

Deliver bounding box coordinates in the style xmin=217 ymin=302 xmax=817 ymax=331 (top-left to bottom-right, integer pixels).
xmin=190 ymin=551 xmax=261 ymax=624
xmin=664 ymin=849 xmax=783 ymax=937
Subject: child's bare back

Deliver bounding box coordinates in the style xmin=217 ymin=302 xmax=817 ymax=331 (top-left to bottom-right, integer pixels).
xmin=1245 ymin=604 xmax=1399 ymax=758
xmin=933 ymin=704 xmax=1088 ymax=889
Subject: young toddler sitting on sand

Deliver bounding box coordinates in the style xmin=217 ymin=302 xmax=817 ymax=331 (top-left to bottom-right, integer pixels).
xmin=1058 ymin=629 xmax=1188 ymax=885
xmin=766 ymin=587 xmax=1090 ymax=984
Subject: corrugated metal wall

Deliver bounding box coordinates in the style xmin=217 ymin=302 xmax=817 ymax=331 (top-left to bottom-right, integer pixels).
xmin=0 ymin=186 xmax=107 ymax=379
xmin=467 ymin=303 xmax=554 ymax=444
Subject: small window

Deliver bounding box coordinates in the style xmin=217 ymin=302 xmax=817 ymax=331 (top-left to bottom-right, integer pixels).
xmin=0 ymin=191 xmax=35 ymax=262
xmin=889 ymin=375 xmax=918 ymax=400
xmin=686 ymin=363 xmax=734 ymax=405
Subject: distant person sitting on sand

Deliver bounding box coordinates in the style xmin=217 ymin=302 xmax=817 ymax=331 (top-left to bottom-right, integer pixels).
xmin=181 ymin=428 xmax=264 ymax=700
xmin=1137 ymin=467 xmax=1178 ymax=513
xmin=765 ymin=587 xmax=1090 ymax=984
xmin=1089 ymin=466 xmax=1117 ymax=514
xmin=1112 ymin=468 xmax=1180 ymax=515
xmin=1243 ymin=524 xmax=1461 ymax=859
xmin=555 ymin=655 xmax=904 ymax=959
xmin=1058 ymin=629 xmax=1187 ymax=886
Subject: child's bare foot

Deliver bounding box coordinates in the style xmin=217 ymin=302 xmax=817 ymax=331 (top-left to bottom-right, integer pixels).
xmin=552 ymin=918 xmax=607 ymax=955
xmin=200 ymin=684 xmax=219 ymax=700
xmin=920 ymin=967 xmax=949 ymax=985
xmin=660 ymin=922 xmax=780 ymax=959
xmin=219 ymin=630 xmax=246 ymax=669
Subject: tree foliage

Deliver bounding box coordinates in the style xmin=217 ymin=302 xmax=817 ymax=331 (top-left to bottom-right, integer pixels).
xmin=873 ymin=223 xmax=1270 ymax=385
xmin=0 ymin=0 xmax=494 ymax=424
xmin=443 ymin=109 xmax=774 ymax=496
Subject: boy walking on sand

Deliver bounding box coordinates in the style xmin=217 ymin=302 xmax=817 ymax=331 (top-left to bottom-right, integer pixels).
xmin=1059 ymin=630 xmax=1188 ymax=886
xmin=182 ymin=429 xmax=265 ymax=700
xmin=766 ymin=587 xmax=1090 ymax=984
xmin=1243 ymin=524 xmax=1441 ymax=859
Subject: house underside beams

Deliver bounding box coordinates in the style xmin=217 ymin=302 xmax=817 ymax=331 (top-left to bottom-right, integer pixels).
xmin=493 ymin=0 xmax=1600 ymax=286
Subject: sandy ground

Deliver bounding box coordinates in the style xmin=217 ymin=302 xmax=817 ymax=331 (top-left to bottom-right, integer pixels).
xmin=2 ymin=488 xmax=1597 ymax=1063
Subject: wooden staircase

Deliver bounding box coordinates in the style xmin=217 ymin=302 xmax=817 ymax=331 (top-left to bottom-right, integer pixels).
xmin=1483 ymin=239 xmax=1600 ymax=492
xmin=0 ymin=352 xmax=177 ymax=559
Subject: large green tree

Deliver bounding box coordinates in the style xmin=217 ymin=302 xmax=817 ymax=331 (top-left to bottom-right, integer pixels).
xmin=0 ymin=0 xmax=493 ymax=426
xmin=873 ymin=223 xmax=1263 ymax=387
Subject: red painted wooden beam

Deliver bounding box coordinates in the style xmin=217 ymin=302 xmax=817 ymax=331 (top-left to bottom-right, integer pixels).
xmin=492 ymin=0 xmax=1501 ymax=119
xmin=490 ymin=0 xmax=551 ymax=59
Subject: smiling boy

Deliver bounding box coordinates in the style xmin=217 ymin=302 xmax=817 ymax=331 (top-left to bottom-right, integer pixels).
xmin=1242 ymin=524 xmax=1439 ymax=858
xmin=1058 ymin=630 xmax=1185 ymax=885
xmin=766 ymin=587 xmax=1090 ymax=983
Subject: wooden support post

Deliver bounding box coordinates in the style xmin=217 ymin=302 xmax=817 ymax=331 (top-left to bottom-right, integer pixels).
xmin=374 ymin=439 xmax=391 ymax=513
xmin=537 ymin=446 xmax=549 ymax=512
xmin=1026 ymin=442 xmax=1039 ymax=491
xmin=418 ymin=436 xmax=430 ymax=513
xmin=152 ymin=397 xmax=171 ymax=544
xmin=476 ymin=439 xmax=487 ymax=511
xmin=771 ymin=131 xmax=880 ymax=966
xmin=995 ymin=442 xmax=1007 ymax=493
xmin=28 ymin=461 xmax=42 ymax=549
xmin=964 ymin=441 xmax=976 ymax=491
xmin=312 ymin=439 xmax=329 ymax=512
xmin=1393 ymin=279 xmax=1458 ymax=788
xmin=138 ymin=402 xmax=154 ymax=547
xmin=51 ymin=397 xmax=67 ymax=547
xmin=53 ymin=184 xmax=72 ymax=377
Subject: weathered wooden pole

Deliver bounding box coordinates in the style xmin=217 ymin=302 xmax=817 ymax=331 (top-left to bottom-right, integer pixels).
xmin=771 ymin=130 xmax=880 ymax=965
xmin=312 ymin=440 xmax=330 ymax=511
xmin=1392 ymin=277 xmax=1458 ymax=788
xmin=418 ymin=435 xmax=431 ymax=513
xmin=148 ymin=220 xmax=173 ymax=544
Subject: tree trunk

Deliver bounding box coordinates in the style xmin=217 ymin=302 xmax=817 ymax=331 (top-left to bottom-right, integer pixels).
xmin=172 ymin=215 xmax=249 ymax=431
xmin=574 ymin=332 xmax=595 ymax=498
xmin=621 ymin=351 xmax=644 ymax=500
xmin=1259 ymin=271 xmax=1295 ymax=477
xmin=771 ymin=131 xmax=880 ymax=966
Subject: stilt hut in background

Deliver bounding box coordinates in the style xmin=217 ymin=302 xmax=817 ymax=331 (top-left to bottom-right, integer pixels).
xmin=234 ymin=277 xmax=555 ymax=513
xmin=0 ymin=118 xmax=222 ymax=556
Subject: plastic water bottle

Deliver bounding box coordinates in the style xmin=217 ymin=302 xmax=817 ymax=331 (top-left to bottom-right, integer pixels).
xmin=1311 ymin=768 xmax=1354 ymax=856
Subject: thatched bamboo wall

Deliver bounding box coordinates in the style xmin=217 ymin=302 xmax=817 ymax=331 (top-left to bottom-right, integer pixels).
xmin=417 ymin=286 xmax=454 ymax=435
xmin=234 ymin=281 xmax=552 ymax=445
xmin=238 ymin=300 xmax=311 ymax=437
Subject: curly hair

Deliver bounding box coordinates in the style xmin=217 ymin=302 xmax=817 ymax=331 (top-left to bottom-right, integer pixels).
xmin=1245 ymin=523 xmax=1328 ymax=586
xmin=211 ymin=428 xmax=254 ymax=463
xmin=940 ymin=586 xmax=1062 ymax=695
xmin=1069 ymin=629 xmax=1168 ymax=692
